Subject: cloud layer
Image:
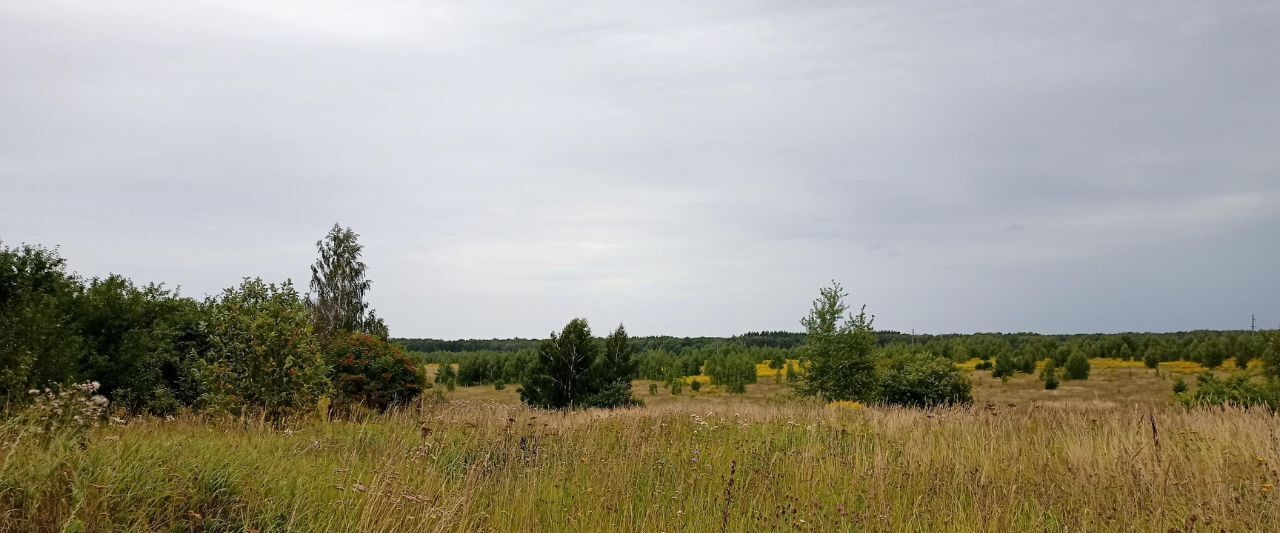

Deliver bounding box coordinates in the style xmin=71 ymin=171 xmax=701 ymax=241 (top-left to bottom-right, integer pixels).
xmin=3 ymin=0 xmax=1277 ymax=337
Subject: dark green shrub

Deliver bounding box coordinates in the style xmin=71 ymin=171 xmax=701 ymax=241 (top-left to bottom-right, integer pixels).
xmin=328 ymin=332 xmax=424 ymax=412
xmin=1172 ymin=377 xmax=1187 ymax=395
xmin=74 ymin=276 xmax=210 ymax=415
xmin=690 ymin=380 xmax=702 ymax=392
xmin=1064 ymin=353 xmax=1091 ymax=380
xmin=582 ymin=379 xmax=641 ymax=408
xmin=879 ymin=353 xmax=973 ymax=407
xmin=1178 ymin=373 xmax=1278 ymax=410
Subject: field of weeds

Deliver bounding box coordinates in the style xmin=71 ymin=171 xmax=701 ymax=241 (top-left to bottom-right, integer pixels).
xmin=2 ymin=398 xmax=1278 ymax=532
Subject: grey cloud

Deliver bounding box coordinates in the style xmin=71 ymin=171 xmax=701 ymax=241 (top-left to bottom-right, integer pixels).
xmin=2 ymin=0 xmax=1277 ymax=337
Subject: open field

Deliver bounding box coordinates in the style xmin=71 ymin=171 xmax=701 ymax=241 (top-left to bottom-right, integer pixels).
xmin=433 ymin=358 xmax=1220 ymax=409
xmin=4 ymin=378 xmax=1279 ymax=531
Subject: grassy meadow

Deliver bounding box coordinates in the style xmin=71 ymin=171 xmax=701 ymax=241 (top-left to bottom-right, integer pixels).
xmin=2 ymin=361 xmax=1278 ymax=532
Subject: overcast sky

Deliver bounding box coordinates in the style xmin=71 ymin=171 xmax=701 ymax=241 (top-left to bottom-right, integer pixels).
xmin=2 ymin=0 xmax=1277 ymax=338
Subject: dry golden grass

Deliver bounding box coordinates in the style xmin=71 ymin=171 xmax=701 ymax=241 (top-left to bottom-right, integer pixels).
xmin=8 ymin=361 xmax=1270 ymax=531
xmin=2 ymin=398 xmax=1277 ymax=532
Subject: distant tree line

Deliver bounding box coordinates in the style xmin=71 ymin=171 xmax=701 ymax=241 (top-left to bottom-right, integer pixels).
xmin=405 ymin=280 xmax=1280 ymax=409
xmin=404 ymin=328 xmax=1272 ymax=381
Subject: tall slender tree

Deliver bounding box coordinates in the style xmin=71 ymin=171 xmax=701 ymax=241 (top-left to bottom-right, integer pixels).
xmin=309 ymin=224 xmax=386 ymax=340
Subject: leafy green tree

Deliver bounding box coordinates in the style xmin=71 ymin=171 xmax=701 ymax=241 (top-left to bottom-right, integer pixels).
xmin=328 ymin=332 xmax=424 ymax=412
xmin=198 ymin=278 xmax=329 ymax=419
xmin=73 ymin=275 xmax=209 ymax=414
xmin=878 ymin=352 xmax=972 ymax=407
xmin=795 ymin=282 xmax=878 ymax=402
xmin=519 ymin=319 xmax=639 ymax=409
xmin=0 ymin=243 xmax=83 ymax=405
xmin=309 ymin=224 xmax=386 ymax=341
xmin=1064 ymin=352 xmax=1091 ymax=380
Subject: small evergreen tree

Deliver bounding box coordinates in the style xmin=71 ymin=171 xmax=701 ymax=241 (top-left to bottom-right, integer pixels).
xmin=1064 ymin=352 xmax=1091 ymax=380
xmin=1040 ymin=360 xmax=1059 ymax=390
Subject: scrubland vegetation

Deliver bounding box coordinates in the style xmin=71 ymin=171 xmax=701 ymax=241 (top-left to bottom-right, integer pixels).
xmin=4 ymin=225 xmax=1280 ymax=531
xmin=3 ymin=399 xmax=1279 ymax=531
